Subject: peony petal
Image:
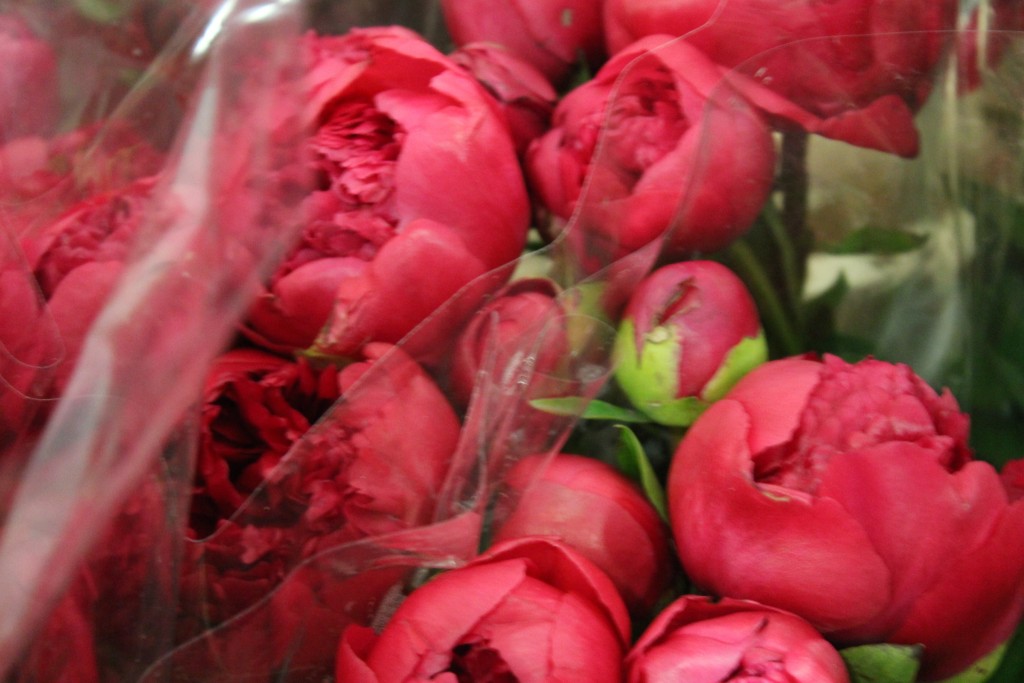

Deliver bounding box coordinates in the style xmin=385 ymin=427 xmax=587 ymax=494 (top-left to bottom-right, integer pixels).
xmin=878 ymin=482 xmax=1024 ymax=680
xmin=336 ymin=343 xmax=461 ymax=535
xmin=365 ymin=561 xmax=528 ymax=681
xmin=819 ymin=446 xmax=1012 ymax=641
xmin=246 ymin=256 xmax=367 ymax=350
xmin=388 ymin=73 xmax=528 ymax=268
xmin=493 ymin=453 xmax=672 ymax=613
xmin=723 ymin=70 xmax=921 ymax=157
xmin=44 ymin=260 xmax=124 ymax=393
xmin=668 ymin=398 xmax=891 ymax=632
xmin=317 ymin=219 xmax=489 ymax=356
xmin=336 ymin=625 xmax=381 ymax=683
xmin=724 ymin=357 xmax=823 ymax=455
xmin=545 ymin=593 xmax=629 ymax=682
xmin=474 ymin=537 xmax=632 ymax=646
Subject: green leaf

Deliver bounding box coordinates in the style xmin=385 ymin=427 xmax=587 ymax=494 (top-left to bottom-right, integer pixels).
xmin=530 ymin=397 xmax=650 ymax=423
xmin=823 ymin=227 xmax=927 ymax=255
xmin=804 ymin=272 xmax=850 ymax=313
xmin=840 ymin=643 xmax=921 ymax=683
xmin=615 ymin=425 xmax=668 ymax=521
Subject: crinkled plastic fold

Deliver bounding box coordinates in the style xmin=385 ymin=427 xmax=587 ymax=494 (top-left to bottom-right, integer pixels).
xmin=0 ymin=0 xmax=311 ymax=677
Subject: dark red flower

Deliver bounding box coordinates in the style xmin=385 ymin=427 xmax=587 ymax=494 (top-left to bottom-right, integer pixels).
xmin=182 ymin=343 xmax=463 ymax=640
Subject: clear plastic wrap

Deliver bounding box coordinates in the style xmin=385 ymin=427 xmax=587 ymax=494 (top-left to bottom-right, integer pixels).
xmin=0 ymin=1 xmax=1021 ymax=681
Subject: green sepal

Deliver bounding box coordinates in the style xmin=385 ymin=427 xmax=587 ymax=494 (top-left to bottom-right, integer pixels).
xmin=700 ymin=331 xmax=769 ymax=404
xmin=613 ymin=319 xmax=680 ymax=417
xmin=840 ymin=643 xmax=921 ymax=683
xmin=636 ymin=395 xmax=708 ymax=428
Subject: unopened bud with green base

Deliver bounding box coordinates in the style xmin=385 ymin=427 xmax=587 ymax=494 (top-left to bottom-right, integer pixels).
xmin=614 ymin=320 xmax=767 ymax=426
xmin=610 ymin=260 xmax=769 ymax=427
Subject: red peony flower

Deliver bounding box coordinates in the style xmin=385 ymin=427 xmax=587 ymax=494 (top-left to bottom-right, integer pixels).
xmin=440 ymin=0 xmax=605 ymax=84
xmin=336 ymin=537 xmax=631 ymax=683
xmin=245 ymin=26 xmax=530 ymax=357
xmin=626 ymin=595 xmax=850 ymax=682
xmin=668 ymin=355 xmax=1024 ymax=680
xmin=181 ymin=343 xmax=463 ymax=643
xmin=527 ymin=35 xmax=775 ymax=265
xmin=17 ymin=177 xmax=156 ymax=395
xmin=603 ymin=0 xmax=958 ymax=156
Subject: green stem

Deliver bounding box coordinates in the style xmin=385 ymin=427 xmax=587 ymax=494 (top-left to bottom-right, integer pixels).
xmin=778 ymin=129 xmax=812 ymax=328
xmin=762 ymin=201 xmax=803 ymax=321
xmin=727 ymin=240 xmax=803 ymax=357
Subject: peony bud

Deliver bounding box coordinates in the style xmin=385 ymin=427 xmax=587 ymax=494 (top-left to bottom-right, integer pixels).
xmin=449 ymin=278 xmax=567 ymax=407
xmin=491 ymin=452 xmax=672 ymax=615
xmin=612 ymin=260 xmax=767 ymax=426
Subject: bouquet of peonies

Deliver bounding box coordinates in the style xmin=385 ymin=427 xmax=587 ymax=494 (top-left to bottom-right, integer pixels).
xmin=0 ymin=0 xmax=1023 ymax=681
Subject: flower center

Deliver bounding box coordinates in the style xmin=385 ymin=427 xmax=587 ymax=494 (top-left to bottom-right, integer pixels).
xmin=603 ymin=68 xmax=688 ymax=176
xmin=278 ymin=101 xmax=404 ymax=278
xmin=193 ymin=359 xmax=342 ymax=533
xmin=437 ymin=640 xmax=520 ymax=683
xmin=569 ymin=65 xmax=688 ymax=190
xmin=752 ymin=357 xmax=971 ymax=494
xmin=312 ymin=100 xmax=404 ymax=209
